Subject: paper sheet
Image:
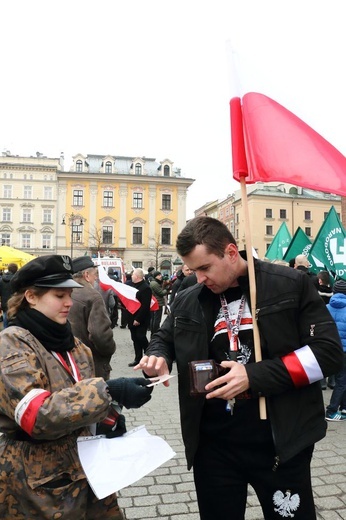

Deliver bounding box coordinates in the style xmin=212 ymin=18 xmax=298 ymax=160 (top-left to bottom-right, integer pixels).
xmin=77 ymin=425 xmax=176 ymax=499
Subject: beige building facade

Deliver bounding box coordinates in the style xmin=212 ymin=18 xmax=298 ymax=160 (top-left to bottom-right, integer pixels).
xmin=0 ymin=151 xmax=194 ymax=275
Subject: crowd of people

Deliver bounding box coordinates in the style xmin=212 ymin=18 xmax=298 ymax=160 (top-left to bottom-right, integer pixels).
xmin=0 ymin=215 xmax=345 ymax=519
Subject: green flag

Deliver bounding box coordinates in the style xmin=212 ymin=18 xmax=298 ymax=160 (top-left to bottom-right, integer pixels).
xmin=282 ymin=227 xmax=312 ymax=263
xmin=309 ymin=206 xmax=346 ymax=280
xmin=265 ymin=222 xmax=292 ymax=261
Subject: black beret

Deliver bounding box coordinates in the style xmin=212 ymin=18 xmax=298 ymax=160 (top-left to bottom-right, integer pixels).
xmin=72 ymin=255 xmax=96 ymax=272
xmin=152 ymin=271 xmax=162 ymax=278
xmin=11 ymin=255 xmax=83 ymax=292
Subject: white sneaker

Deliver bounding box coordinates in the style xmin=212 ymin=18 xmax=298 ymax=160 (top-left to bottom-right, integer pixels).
xmin=341 ymin=409 xmax=346 ymax=414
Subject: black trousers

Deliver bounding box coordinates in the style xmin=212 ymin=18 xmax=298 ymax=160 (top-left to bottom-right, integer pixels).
xmin=151 ymin=307 xmax=163 ymax=335
xmin=129 ymin=324 xmax=149 ymax=362
xmin=193 ymin=436 xmax=316 ymax=520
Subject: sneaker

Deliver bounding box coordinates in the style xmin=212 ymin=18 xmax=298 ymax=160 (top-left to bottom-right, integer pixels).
xmin=341 ymin=409 xmax=346 ymax=414
xmin=326 ymin=412 xmax=346 ymax=421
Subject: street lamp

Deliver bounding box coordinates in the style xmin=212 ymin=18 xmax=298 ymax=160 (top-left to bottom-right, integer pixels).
xmin=61 ymin=213 xmax=84 ymax=259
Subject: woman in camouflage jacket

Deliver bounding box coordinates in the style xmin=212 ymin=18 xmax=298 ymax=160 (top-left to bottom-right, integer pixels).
xmin=0 ymin=255 xmax=152 ymax=520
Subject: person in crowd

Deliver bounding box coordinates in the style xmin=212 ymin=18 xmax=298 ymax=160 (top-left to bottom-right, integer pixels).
xmin=95 ymin=276 xmax=117 ymax=327
xmin=128 ymin=268 xmax=152 ymax=367
xmin=0 ymin=254 xmax=152 ymax=519
xmin=107 ymin=268 xmax=120 ymax=327
xmin=0 ymin=262 xmax=18 ymax=328
xmin=317 ymin=270 xmax=335 ymax=390
xmin=145 ymin=266 xmax=155 ymax=284
xmin=120 ymin=272 xmax=133 ymax=329
xmin=136 ymin=216 xmax=342 ymax=520
xmin=294 ymin=254 xmax=318 ymax=288
xmin=176 ymin=270 xmax=198 ymax=294
xmin=169 ymin=264 xmax=194 ymax=304
xmin=150 ymin=271 xmax=168 ymax=334
xmin=325 ymin=279 xmax=346 ymax=421
xmin=68 ymin=256 xmax=116 ymax=380
xmin=317 ymin=270 xmax=333 ymax=304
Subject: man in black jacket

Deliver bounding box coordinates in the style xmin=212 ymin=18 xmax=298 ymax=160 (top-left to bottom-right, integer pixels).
xmin=136 ymin=216 xmax=343 ymax=520
xmin=128 ymin=268 xmax=152 ymax=367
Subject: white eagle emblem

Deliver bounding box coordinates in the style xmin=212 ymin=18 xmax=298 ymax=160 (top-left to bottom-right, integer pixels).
xmin=273 ymin=489 xmax=300 ymax=517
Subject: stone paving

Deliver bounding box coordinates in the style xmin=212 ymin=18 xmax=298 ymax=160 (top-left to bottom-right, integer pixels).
xmin=1 ymin=308 xmax=345 ymax=517
xmin=110 ymin=324 xmax=346 ymax=520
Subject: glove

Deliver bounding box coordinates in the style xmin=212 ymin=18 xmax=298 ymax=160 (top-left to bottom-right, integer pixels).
xmin=106 ymin=377 xmax=153 ymax=409
xmin=97 ymin=413 xmax=127 ymax=438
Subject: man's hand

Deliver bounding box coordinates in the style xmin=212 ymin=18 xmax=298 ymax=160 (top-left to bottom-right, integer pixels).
xmin=205 ymin=361 xmax=250 ymax=400
xmin=134 ymin=355 xmax=171 ymax=387
xmin=133 ymin=320 xmax=140 ymax=326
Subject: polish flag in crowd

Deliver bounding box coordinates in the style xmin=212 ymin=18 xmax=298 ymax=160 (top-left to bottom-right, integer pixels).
xmin=98 ymin=265 xmax=159 ymax=314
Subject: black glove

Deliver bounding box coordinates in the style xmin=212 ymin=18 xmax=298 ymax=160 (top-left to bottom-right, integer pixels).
xmin=97 ymin=413 xmax=127 ymax=438
xmin=106 ymin=377 xmax=153 ymax=409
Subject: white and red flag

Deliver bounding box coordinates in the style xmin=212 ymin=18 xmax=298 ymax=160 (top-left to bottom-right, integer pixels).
xmin=98 ymin=265 xmax=158 ymax=314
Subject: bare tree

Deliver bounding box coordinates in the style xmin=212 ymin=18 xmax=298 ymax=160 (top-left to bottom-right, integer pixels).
xmin=147 ymin=233 xmax=167 ymax=270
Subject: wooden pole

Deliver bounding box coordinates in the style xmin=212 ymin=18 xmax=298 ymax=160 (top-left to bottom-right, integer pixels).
xmin=240 ymin=177 xmax=267 ymax=420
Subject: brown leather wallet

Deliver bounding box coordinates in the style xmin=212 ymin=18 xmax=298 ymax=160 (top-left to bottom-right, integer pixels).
xmin=188 ymin=359 xmax=228 ymax=396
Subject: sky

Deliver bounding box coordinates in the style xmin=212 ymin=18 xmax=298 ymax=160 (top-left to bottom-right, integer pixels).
xmin=1 ymin=1 xmax=346 ymax=219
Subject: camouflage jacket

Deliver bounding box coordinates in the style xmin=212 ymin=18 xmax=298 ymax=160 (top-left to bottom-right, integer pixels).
xmin=0 ymin=326 xmax=122 ymax=520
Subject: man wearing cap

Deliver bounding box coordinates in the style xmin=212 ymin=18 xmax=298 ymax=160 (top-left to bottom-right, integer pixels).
xmin=68 ymin=256 xmax=116 ymax=380
xmin=150 ymin=271 xmax=168 ymax=335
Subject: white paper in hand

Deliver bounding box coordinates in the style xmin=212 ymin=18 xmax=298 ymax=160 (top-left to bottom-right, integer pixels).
xmin=77 ymin=425 xmax=176 ymax=499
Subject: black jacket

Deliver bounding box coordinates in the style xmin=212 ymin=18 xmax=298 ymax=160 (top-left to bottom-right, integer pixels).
xmin=0 ymin=272 xmax=15 ymax=311
xmin=128 ymin=279 xmax=152 ymax=327
xmin=147 ymin=256 xmax=343 ymax=469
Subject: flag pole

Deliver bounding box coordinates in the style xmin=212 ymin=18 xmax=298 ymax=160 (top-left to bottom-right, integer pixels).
xmin=231 ymin=97 xmax=266 ymax=419
xmin=240 ymin=177 xmax=267 ymax=419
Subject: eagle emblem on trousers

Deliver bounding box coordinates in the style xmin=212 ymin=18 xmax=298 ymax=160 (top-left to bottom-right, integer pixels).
xmin=273 ymin=489 xmax=300 ymax=517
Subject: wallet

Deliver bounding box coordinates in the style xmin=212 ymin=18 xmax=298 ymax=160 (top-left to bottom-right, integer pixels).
xmin=188 ymin=359 xmax=228 ymax=396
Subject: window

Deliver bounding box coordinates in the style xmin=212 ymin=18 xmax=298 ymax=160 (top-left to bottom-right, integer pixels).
xmin=43 ymin=209 xmax=52 ymax=223
xmin=1 ymin=233 xmax=10 ymax=246
xmin=2 ymin=208 xmax=11 ymax=222
xmin=44 ymin=186 xmax=53 ymax=199
xmin=162 ymin=194 xmax=171 ymax=210
xmin=42 ymin=234 xmax=52 ymax=249
xmin=236 ymin=213 xmax=239 ymax=224
xmin=3 ymin=185 xmax=12 ymax=198
xmin=266 ymin=225 xmax=273 ymax=235
xmin=22 ymin=209 xmax=31 ymax=222
xmin=72 ymin=224 xmax=83 ymax=243
xmin=105 ymin=161 xmax=112 ymax=173
xmin=103 ymin=191 xmax=113 ymax=207
xmin=135 ymin=163 xmax=142 ymax=175
xmin=265 ymin=208 xmax=272 ymax=218
xmin=102 ymin=226 xmax=113 ymax=244
xmin=133 ymin=226 xmax=143 ymax=244
xmin=305 ymin=227 xmax=312 ymax=237
xmin=279 ymin=209 xmax=287 ymax=219
xmin=163 ymin=165 xmax=170 ymax=177
xmin=24 ymin=186 xmax=32 ymax=199
xmin=132 ymin=261 xmax=143 ymax=269
xmin=22 ymin=233 xmax=31 ymax=248
xmin=73 ymin=190 xmax=83 ymax=206
xmin=76 ymin=160 xmax=83 ymax=172
xmin=133 ymin=192 xmax=143 ymax=209
xmin=161 ymin=227 xmax=171 ymax=245
xmin=304 ymin=211 xmax=311 ymax=221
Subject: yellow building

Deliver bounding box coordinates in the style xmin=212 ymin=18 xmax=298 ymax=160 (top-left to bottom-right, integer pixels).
xmin=57 ymin=153 xmax=194 ymax=274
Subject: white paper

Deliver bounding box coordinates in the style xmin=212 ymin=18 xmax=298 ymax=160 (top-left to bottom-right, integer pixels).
xmin=147 ymin=374 xmax=176 ymax=387
xmin=77 ymin=425 xmax=176 ymax=499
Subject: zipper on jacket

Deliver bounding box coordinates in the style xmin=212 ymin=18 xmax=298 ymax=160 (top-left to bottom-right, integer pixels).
xmin=174 ymin=316 xmax=201 ymax=327
xmin=255 ymin=298 xmax=296 ymax=320
xmin=272 ymin=455 xmax=280 ymax=472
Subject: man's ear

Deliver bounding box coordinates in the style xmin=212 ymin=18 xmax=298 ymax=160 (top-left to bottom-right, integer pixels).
xmin=225 ymin=243 xmax=237 ymax=260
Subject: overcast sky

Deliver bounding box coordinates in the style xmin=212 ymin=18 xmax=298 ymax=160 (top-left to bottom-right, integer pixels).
xmin=1 ymin=1 xmax=346 ymax=219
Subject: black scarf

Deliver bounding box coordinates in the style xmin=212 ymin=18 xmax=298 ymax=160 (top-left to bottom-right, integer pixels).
xmin=12 ymin=308 xmax=75 ymax=353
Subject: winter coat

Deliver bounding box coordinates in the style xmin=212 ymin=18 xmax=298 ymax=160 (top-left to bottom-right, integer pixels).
xmin=327 ymin=293 xmax=346 ymax=351
xmin=149 ymin=279 xmax=167 ymax=307
xmin=147 ymin=256 xmax=343 ymax=470
xmin=68 ymin=279 xmax=116 ymax=379
xmin=0 ymin=326 xmax=123 ymax=519
xmin=0 ymin=272 xmax=15 ymax=311
xmin=127 ymin=280 xmax=152 ymax=328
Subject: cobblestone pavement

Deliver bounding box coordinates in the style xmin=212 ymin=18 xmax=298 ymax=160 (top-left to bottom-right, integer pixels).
xmin=110 ymin=324 xmax=346 ymax=520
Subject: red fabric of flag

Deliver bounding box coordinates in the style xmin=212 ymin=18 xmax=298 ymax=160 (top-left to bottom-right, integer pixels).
xmin=231 ymin=93 xmax=346 ymax=196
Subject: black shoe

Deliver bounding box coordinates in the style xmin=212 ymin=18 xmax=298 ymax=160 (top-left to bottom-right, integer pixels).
xmin=321 ymin=385 xmax=327 ymax=390
xmin=328 ymin=383 xmax=335 ymax=390
xmin=120 ymin=326 xmax=126 ymax=329
xmin=128 ymin=361 xmax=138 ymax=367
